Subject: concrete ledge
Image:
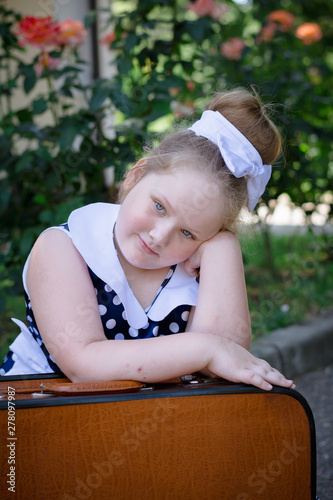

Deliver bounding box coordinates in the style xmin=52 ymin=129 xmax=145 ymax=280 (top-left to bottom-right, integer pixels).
xmin=250 ymin=311 xmax=333 ymax=379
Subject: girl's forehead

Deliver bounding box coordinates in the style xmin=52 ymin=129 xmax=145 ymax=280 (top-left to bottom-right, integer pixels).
xmin=146 ymin=167 xmax=220 ymax=201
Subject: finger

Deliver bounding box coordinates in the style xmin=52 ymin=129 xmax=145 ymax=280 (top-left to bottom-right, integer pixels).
xmin=183 ymin=259 xmax=199 ymax=277
xmin=255 ymin=365 xmax=295 ymax=388
xmin=239 ymin=369 xmax=273 ymax=391
xmin=251 ymin=358 xmax=294 ymax=385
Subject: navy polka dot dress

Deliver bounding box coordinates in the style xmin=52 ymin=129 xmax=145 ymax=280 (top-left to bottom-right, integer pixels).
xmin=92 ymin=266 xmax=191 ymax=341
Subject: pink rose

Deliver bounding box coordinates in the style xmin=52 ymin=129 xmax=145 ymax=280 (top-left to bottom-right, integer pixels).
xmin=220 ymin=38 xmax=245 ymax=60
xmin=188 ymin=0 xmax=228 ymax=20
xmin=100 ymin=31 xmax=117 ymax=46
xmin=35 ymin=52 xmax=61 ymax=75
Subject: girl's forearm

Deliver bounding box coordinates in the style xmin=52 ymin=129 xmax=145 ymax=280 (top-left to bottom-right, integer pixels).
xmin=65 ymin=330 xmax=295 ymax=393
xmin=67 ymin=331 xmax=212 ymax=383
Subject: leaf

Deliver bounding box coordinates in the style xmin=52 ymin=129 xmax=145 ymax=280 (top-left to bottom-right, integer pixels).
xmin=16 ymin=108 xmax=33 ymax=123
xmin=125 ymin=33 xmax=140 ymax=52
xmin=20 ymin=64 xmax=37 ymax=94
xmin=0 ymin=187 xmax=10 ymax=212
xmin=59 ymin=124 xmax=78 ymax=152
xmin=90 ymin=84 xmax=110 ymax=111
xmin=32 ymin=97 xmax=48 ymax=115
xmin=23 ymin=73 xmax=37 ymax=94
xmin=19 ymin=228 xmax=36 ymax=257
xmin=175 ymin=19 xmax=212 ymax=43
xmin=33 ymin=194 xmax=48 ymax=206
xmin=15 ymin=152 xmax=33 ymax=172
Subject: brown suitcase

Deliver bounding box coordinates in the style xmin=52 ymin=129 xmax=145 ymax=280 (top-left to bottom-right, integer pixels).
xmin=0 ymin=373 xmax=316 ymax=500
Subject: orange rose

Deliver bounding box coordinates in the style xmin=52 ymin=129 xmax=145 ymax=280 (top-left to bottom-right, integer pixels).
xmin=220 ymin=37 xmax=245 ymax=60
xmin=295 ymin=23 xmax=322 ymax=45
xmin=267 ymin=10 xmax=294 ymax=31
xmin=15 ymin=16 xmax=60 ymax=47
xmin=55 ymin=19 xmax=87 ymax=48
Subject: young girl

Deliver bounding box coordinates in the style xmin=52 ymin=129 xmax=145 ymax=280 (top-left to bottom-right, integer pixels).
xmin=1 ymin=88 xmax=295 ymax=392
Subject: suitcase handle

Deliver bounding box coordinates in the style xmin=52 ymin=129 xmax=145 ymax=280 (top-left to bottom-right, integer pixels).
xmin=41 ymin=379 xmax=143 ymax=395
xmin=42 ymin=375 xmax=207 ymax=394
xmin=1 ymin=378 xmax=143 ymax=396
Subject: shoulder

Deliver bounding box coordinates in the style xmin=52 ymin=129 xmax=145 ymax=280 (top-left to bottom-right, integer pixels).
xmin=32 ymin=227 xmax=76 ymax=257
xmin=25 ymin=226 xmax=97 ymax=319
xmin=27 ymin=228 xmax=88 ymax=286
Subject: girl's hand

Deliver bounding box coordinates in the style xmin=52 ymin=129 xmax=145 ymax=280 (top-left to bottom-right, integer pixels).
xmin=183 ymin=230 xmax=230 ymax=277
xmin=207 ymin=335 xmax=295 ymax=391
xmin=183 ymin=241 xmax=204 ymax=277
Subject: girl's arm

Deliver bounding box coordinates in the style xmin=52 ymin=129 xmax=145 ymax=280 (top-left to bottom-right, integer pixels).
xmin=184 ymin=231 xmax=251 ymax=349
xmin=26 ymin=229 xmax=211 ymax=382
xmin=26 ymin=229 xmax=293 ymax=390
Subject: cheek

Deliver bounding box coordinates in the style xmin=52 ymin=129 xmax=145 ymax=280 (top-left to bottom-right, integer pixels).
xmin=172 ymin=239 xmax=200 ymax=260
xmin=132 ymin=208 xmax=152 ymax=231
xmin=120 ymin=206 xmax=153 ymax=240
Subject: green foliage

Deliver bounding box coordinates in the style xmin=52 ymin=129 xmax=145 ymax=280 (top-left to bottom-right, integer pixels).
xmin=241 ymin=230 xmax=333 ymax=338
xmin=101 ymin=0 xmax=333 ymax=212
xmin=0 ymin=6 xmax=117 ymax=277
xmin=0 ymin=1 xmax=332 ymax=310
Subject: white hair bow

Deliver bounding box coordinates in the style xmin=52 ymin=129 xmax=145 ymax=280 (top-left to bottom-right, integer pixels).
xmin=188 ymin=110 xmax=272 ymax=211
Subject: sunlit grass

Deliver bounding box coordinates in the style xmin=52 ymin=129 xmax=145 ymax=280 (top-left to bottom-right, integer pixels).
xmin=241 ymin=230 xmax=333 ymax=339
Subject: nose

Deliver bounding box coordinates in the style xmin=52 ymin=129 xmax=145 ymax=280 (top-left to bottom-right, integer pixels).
xmin=149 ymin=221 xmax=172 ymax=247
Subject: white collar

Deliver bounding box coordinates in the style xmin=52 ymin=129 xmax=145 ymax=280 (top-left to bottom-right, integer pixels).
xmin=68 ymin=203 xmax=198 ymax=329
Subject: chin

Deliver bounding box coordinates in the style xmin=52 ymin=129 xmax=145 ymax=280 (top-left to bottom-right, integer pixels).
xmin=123 ymin=251 xmax=157 ymax=270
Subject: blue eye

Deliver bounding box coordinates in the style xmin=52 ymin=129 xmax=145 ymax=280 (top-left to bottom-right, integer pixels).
xmin=155 ymin=201 xmax=164 ymax=212
xmin=182 ymin=229 xmax=193 ymax=239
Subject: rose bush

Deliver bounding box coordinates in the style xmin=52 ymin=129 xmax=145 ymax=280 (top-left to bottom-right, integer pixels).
xmin=0 ymin=0 xmax=332 ymax=303
xmin=98 ymin=0 xmax=332 ymax=222
xmin=0 ymin=7 xmax=117 ymax=296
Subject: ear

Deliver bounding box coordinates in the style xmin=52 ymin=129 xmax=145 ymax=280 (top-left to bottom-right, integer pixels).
xmin=123 ymin=158 xmax=148 ymax=191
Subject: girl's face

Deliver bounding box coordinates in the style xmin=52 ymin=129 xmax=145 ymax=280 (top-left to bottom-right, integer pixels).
xmin=114 ymin=166 xmax=224 ymax=271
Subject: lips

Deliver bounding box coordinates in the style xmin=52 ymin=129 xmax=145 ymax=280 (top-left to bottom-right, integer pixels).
xmin=138 ymin=235 xmax=159 ymax=256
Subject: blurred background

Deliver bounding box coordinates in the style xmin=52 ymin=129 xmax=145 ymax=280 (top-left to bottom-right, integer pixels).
xmin=0 ymin=0 xmax=332 ymax=357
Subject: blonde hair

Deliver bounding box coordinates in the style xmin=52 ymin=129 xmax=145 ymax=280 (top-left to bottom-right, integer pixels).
xmin=118 ymin=88 xmax=282 ymax=231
